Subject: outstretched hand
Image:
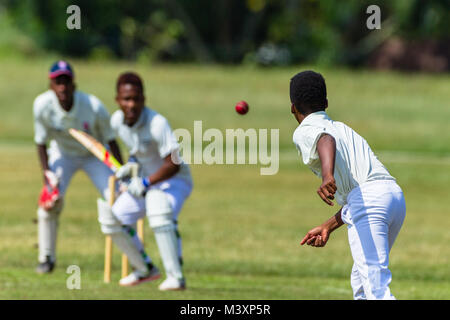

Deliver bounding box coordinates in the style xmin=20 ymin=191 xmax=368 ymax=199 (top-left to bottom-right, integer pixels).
xmin=300 ymin=225 xmax=331 ymax=248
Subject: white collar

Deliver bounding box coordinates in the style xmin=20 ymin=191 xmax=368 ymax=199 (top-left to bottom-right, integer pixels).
xmin=299 ymin=111 xmax=329 ymax=127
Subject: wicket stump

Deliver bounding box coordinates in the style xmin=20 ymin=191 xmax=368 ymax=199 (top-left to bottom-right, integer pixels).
xmin=104 ymin=174 xmax=145 ymax=283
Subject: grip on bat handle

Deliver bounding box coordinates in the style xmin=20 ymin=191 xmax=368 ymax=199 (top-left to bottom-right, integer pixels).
xmin=129 ymin=163 xmax=139 ymax=178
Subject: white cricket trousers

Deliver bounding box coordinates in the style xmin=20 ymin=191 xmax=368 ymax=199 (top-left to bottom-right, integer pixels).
xmin=111 ymin=177 xmax=192 ymax=260
xmin=49 ymin=150 xmax=113 ymax=199
xmin=111 ymin=177 xmax=192 ymax=225
xmin=341 ymin=180 xmax=406 ymax=300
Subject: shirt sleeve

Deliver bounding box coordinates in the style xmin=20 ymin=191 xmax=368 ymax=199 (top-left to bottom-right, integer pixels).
xmin=96 ymin=103 xmax=116 ymax=143
xmin=33 ymin=99 xmax=48 ymax=145
xmin=109 ymin=111 xmax=122 ymax=135
xmin=151 ymin=116 xmax=180 ymax=159
xmin=293 ymin=125 xmax=327 ymax=165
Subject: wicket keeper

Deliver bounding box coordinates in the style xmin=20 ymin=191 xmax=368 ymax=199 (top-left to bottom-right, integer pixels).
xmin=33 ymin=61 xmax=123 ymax=273
xmin=290 ymin=71 xmax=406 ymax=299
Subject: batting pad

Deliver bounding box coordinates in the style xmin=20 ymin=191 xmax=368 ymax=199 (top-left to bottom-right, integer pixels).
xmin=111 ymin=230 xmax=148 ymax=273
xmin=37 ymin=207 xmax=60 ymax=263
xmin=146 ymin=189 xmax=183 ymax=280
xmin=97 ymin=198 xmax=122 ymax=234
xmin=153 ymin=224 xmax=183 ymax=281
xmin=98 ymin=199 xmax=148 ymax=272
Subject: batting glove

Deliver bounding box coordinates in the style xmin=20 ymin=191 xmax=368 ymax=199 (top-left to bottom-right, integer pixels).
xmin=115 ymin=162 xmax=135 ymax=180
xmin=39 ymin=170 xmax=60 ymax=210
xmin=38 ymin=185 xmax=60 ymax=210
xmin=127 ymin=176 xmax=151 ymax=197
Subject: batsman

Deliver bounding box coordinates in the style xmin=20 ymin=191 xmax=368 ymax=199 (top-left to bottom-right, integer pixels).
xmin=33 ymin=61 xmax=123 ymax=273
xmin=106 ymin=72 xmax=193 ymax=290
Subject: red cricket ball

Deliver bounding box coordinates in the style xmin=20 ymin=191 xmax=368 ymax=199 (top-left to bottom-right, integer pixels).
xmin=235 ymin=101 xmax=249 ymax=115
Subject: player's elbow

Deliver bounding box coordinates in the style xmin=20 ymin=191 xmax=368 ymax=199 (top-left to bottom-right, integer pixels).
xmin=172 ymin=163 xmax=181 ymax=174
xmin=319 ymin=133 xmax=335 ymax=145
xmin=165 ymin=158 xmax=180 ymax=174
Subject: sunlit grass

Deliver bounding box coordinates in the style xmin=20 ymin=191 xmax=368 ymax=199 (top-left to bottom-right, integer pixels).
xmin=0 ymin=59 xmax=449 ymax=299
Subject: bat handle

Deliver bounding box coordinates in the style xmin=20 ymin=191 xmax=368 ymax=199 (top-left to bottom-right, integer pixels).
xmin=129 ymin=163 xmax=139 ymax=178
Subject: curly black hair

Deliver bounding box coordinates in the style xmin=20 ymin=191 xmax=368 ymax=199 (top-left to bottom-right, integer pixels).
xmin=116 ymin=72 xmax=144 ymax=93
xmin=290 ymin=70 xmax=327 ymax=114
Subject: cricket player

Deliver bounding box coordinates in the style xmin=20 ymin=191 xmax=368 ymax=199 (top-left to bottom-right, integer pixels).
xmin=34 ymin=61 xmax=123 ymax=273
xmin=100 ymin=72 xmax=192 ymax=290
xmin=290 ymin=71 xmax=406 ymax=300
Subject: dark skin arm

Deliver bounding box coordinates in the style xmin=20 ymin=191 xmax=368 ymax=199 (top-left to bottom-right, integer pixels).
xmin=107 ymin=140 xmax=124 ymax=165
xmin=36 ymin=144 xmax=50 ymax=184
xmin=300 ymin=208 xmax=344 ymax=247
xmin=316 ymin=133 xmax=337 ymax=206
xmin=300 ymin=133 xmax=343 ymax=248
xmin=146 ymin=154 xmax=180 ymax=185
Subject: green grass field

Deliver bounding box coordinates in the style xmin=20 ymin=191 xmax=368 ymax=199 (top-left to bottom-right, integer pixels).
xmin=0 ymin=58 xmax=449 ymax=299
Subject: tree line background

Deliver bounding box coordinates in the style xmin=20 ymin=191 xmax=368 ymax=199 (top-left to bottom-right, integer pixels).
xmin=0 ymin=0 xmax=448 ymax=71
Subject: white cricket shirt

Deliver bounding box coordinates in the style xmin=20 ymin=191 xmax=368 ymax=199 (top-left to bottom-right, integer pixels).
xmin=293 ymin=111 xmax=394 ymax=205
xmin=111 ymin=107 xmax=192 ymax=184
xmin=33 ymin=90 xmax=115 ymax=157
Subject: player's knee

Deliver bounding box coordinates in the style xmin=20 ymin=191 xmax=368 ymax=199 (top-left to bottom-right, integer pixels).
xmin=97 ymin=198 xmax=122 ymax=234
xmin=145 ymin=189 xmax=173 ymax=229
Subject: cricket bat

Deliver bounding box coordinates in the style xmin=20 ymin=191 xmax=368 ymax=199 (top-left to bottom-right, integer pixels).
xmin=69 ymin=128 xmax=122 ymax=172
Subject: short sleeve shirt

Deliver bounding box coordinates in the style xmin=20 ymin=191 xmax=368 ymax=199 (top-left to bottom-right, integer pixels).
xmin=33 ymin=90 xmax=115 ymax=157
xmin=293 ymin=111 xmax=395 ymax=205
xmin=110 ymin=107 xmax=192 ymax=184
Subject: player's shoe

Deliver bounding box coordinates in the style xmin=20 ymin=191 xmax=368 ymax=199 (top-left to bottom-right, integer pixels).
xmin=158 ymin=277 xmax=186 ymax=291
xmin=35 ymin=256 xmax=55 ymax=274
xmin=119 ymin=266 xmax=161 ymax=287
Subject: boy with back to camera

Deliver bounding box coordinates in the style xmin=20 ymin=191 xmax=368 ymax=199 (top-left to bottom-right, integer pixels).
xmin=290 ymin=71 xmax=406 ymax=300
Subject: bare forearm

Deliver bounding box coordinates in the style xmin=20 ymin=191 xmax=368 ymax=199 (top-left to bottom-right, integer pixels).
xmin=36 ymin=144 xmax=49 ymax=183
xmin=317 ymin=134 xmax=336 ymax=178
xmin=322 ymin=208 xmax=344 ymax=233
xmin=148 ymin=165 xmax=179 ymax=185
xmin=301 ymin=208 xmax=344 ymax=247
xmin=148 ymin=161 xmax=180 ymax=185
xmin=316 ymin=134 xmax=337 ymax=206
xmin=37 ymin=144 xmax=49 ymax=171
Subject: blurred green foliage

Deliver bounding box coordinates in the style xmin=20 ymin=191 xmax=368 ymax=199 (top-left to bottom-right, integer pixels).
xmin=0 ymin=0 xmax=448 ymax=65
